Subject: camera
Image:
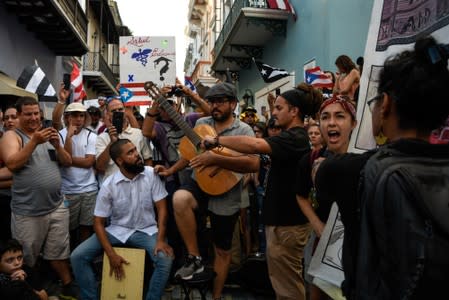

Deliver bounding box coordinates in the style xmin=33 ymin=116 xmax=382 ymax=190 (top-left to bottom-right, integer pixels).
xmin=167 ymin=86 xmax=184 ymax=97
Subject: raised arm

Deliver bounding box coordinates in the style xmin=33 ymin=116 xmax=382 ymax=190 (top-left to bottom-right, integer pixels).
xmin=95 ymin=129 xmax=117 ymax=173
xmin=52 ymin=84 xmax=71 ymax=130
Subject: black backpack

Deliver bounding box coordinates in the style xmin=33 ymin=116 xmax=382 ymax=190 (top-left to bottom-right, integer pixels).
xmin=356 ymin=144 xmax=449 ymax=299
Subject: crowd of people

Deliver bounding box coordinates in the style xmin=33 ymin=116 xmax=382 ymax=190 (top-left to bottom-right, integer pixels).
xmin=0 ymin=35 xmax=448 ymax=300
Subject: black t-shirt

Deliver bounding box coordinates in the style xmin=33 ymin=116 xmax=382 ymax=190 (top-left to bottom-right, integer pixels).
xmin=314 ymin=151 xmax=374 ymax=298
xmin=296 ymin=147 xmax=332 ymax=221
xmin=264 ymin=126 xmax=310 ymax=226
xmin=296 ymin=151 xmax=314 ymax=198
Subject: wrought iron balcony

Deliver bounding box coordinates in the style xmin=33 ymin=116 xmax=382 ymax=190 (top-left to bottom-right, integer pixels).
xmin=2 ymin=0 xmax=88 ymax=56
xmin=89 ymin=0 xmax=120 ymax=44
xmin=212 ymin=0 xmax=291 ymax=73
xmin=83 ymin=52 xmax=118 ymax=94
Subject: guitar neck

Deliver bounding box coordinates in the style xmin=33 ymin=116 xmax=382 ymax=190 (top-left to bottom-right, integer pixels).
xmin=157 ymin=96 xmax=202 ymax=146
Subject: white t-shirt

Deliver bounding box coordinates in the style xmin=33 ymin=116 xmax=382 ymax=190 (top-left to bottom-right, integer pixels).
xmin=59 ymin=128 xmax=98 ymax=194
xmin=95 ymin=125 xmax=152 ymax=181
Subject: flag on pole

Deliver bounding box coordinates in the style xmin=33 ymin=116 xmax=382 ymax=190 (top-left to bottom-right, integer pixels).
xmin=184 ymin=76 xmax=197 ymax=93
xmin=305 ymin=66 xmax=334 ymax=89
xmin=254 ymin=59 xmax=290 ymax=83
xmin=70 ymin=62 xmax=86 ymax=102
xmin=16 ymin=64 xmax=56 ymax=97
xmin=266 ymin=0 xmax=297 ymax=21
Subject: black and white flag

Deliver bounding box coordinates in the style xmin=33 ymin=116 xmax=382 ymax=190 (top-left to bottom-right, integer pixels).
xmin=254 ymin=59 xmax=290 ymax=83
xmin=16 ymin=65 xmax=56 ymax=97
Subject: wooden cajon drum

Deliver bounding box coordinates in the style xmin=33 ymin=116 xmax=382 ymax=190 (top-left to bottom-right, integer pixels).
xmin=101 ymin=247 xmax=146 ymax=300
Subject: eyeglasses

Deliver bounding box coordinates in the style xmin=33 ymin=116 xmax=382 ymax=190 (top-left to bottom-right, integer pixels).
xmin=207 ymin=98 xmax=229 ymax=105
xmin=246 ymin=113 xmax=256 ymax=118
xmin=367 ymin=94 xmax=383 ymax=112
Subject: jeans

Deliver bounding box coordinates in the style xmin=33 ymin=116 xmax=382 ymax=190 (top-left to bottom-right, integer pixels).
xmin=71 ymin=231 xmax=173 ymax=300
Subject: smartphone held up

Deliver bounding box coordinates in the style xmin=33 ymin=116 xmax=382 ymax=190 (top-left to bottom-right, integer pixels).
xmin=63 ymin=73 xmax=71 ymax=91
xmin=112 ymin=111 xmax=124 ymax=134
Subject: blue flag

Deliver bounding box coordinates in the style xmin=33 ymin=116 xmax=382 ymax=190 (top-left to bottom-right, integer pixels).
xmin=184 ymin=76 xmax=197 ymax=93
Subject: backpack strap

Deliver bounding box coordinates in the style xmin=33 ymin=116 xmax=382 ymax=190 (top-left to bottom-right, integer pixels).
xmin=58 ymin=131 xmax=65 ymax=144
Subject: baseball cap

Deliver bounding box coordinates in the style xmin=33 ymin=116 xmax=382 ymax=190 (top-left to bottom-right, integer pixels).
xmin=243 ymin=106 xmax=257 ymax=114
xmin=65 ymin=102 xmax=86 ymax=113
xmin=205 ymin=82 xmax=237 ymax=99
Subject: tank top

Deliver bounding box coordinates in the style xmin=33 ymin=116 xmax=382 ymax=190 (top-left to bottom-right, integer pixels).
xmin=11 ymin=129 xmax=62 ymax=216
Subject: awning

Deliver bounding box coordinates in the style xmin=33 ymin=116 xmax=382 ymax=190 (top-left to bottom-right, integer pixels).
xmin=0 ymin=72 xmax=37 ymax=99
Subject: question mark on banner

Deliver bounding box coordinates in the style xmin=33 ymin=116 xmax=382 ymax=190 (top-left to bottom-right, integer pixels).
xmin=154 ymin=57 xmax=172 ymax=81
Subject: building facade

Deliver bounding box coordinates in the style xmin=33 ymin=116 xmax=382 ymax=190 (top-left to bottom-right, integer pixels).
xmin=184 ymin=0 xmax=374 ymax=116
xmin=0 ymin=0 xmax=129 ymax=116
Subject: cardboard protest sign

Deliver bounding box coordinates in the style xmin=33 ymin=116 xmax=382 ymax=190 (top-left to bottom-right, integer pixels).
xmin=119 ymin=36 xmax=176 ymax=106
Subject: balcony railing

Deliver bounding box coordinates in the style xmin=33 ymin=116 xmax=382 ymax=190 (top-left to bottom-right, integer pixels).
xmin=213 ymin=0 xmax=267 ymax=59
xmin=54 ymin=0 xmax=88 ymax=44
xmin=83 ymin=52 xmax=118 ymax=88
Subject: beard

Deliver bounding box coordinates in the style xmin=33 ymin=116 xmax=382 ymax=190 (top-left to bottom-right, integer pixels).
xmin=211 ymin=109 xmax=232 ymax=122
xmin=122 ymin=159 xmax=145 ymax=174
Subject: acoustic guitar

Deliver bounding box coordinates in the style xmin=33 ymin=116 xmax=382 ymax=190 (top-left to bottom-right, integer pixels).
xmin=144 ymin=81 xmax=241 ymax=196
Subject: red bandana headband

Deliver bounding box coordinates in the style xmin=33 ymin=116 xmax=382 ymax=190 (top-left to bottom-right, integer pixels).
xmin=319 ymin=95 xmax=357 ymax=120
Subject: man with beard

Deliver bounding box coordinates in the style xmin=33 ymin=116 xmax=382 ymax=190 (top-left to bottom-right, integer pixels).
xmin=202 ymin=84 xmax=324 ymax=300
xmin=71 ymin=139 xmax=173 ymax=300
xmin=155 ymin=82 xmax=259 ymax=300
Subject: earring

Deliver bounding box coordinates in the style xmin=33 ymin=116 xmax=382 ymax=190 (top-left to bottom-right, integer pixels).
xmin=374 ymin=128 xmax=388 ymax=145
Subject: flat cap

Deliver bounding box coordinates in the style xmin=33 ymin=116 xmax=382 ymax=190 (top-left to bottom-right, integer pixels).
xmin=205 ymin=82 xmax=237 ymax=99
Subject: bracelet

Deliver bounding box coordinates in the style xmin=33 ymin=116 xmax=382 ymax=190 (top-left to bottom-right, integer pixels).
xmin=146 ymin=112 xmax=160 ymax=118
xmin=214 ymin=135 xmax=220 ymax=147
xmin=57 ymin=100 xmax=66 ymax=105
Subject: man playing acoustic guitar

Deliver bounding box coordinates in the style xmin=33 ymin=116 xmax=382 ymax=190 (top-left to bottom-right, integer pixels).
xmin=154 ymin=82 xmax=259 ymax=300
xmin=201 ymin=84 xmax=324 ymax=300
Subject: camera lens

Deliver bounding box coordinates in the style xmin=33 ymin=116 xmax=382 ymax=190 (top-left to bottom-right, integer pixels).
xmin=174 ymin=88 xmax=184 ymax=97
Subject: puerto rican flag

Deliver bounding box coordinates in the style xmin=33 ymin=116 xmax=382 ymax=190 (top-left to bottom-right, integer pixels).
xmin=120 ymin=83 xmax=151 ymax=106
xmin=71 ymin=62 xmax=87 ymax=102
xmin=184 ymin=76 xmax=197 ymax=93
xmin=305 ymin=66 xmax=334 ymax=89
xmin=267 ymin=0 xmax=297 ymax=21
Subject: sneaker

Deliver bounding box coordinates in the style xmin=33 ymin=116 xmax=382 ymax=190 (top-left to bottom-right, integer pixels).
xmin=175 ymin=254 xmax=204 ymax=280
xmin=59 ymin=281 xmax=79 ymax=300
